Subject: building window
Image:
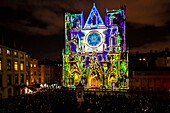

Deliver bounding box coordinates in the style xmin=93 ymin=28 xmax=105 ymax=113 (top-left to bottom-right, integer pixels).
xmin=0 ymin=60 xmax=2 ymax=70
xmin=20 ymin=53 xmax=24 ymax=58
xmin=39 ymin=78 xmax=41 ymax=83
xmin=26 ymin=71 xmax=29 ymax=76
xmin=92 ymin=15 xmax=96 ymax=25
xmin=30 ymin=64 xmax=33 ymax=67
xmin=20 ymin=62 xmax=24 ymax=71
xmin=14 ymin=61 xmax=18 ymax=71
xmin=15 ymin=74 xmax=18 ymax=84
xmin=34 ymin=64 xmax=36 ymax=67
xmin=14 ymin=51 xmax=18 ymax=57
xmin=143 ymin=58 xmax=146 ymax=61
xmin=26 ymin=55 xmax=28 ymax=58
xmin=7 ymin=60 xmax=11 ymax=70
xmin=7 ymin=50 xmax=11 ymax=55
xmin=7 ymin=74 xmax=12 ymax=85
xmin=21 ymin=74 xmax=24 ymax=84
xmin=0 ymin=74 xmax=2 ymax=87
xmin=26 ymin=62 xmax=29 ymax=67
xmin=34 ymin=72 xmax=36 ymax=75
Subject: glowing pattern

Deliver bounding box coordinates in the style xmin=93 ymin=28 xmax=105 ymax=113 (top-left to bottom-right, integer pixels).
xmin=84 ymin=3 xmax=105 ymax=29
xmin=87 ymin=32 xmax=101 ymax=47
xmin=63 ymin=3 xmax=128 ymax=90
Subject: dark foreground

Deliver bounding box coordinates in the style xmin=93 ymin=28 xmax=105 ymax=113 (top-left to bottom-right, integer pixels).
xmin=0 ymin=89 xmax=170 ymax=113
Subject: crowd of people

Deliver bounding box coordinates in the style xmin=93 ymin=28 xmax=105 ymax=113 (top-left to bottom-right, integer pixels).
xmin=0 ymin=89 xmax=170 ymax=113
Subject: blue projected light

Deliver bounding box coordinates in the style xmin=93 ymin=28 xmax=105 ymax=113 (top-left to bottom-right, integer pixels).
xmin=87 ymin=32 xmax=101 ymax=47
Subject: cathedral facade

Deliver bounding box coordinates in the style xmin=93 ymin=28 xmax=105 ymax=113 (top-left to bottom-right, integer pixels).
xmin=63 ymin=3 xmax=128 ymax=90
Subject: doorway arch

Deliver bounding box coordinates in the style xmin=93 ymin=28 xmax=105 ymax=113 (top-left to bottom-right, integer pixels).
xmin=88 ymin=69 xmax=101 ymax=88
xmin=108 ymin=69 xmax=118 ymax=88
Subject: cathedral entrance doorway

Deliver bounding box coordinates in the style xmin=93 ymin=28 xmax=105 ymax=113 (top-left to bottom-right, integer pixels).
xmin=88 ymin=70 xmax=100 ymax=88
xmin=108 ymin=72 xmax=117 ymax=88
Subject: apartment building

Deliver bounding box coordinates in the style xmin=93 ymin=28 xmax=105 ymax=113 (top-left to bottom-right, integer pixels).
xmin=38 ymin=59 xmax=60 ymax=84
xmin=29 ymin=58 xmax=39 ymax=84
xmin=0 ymin=45 xmax=27 ymax=99
xmin=29 ymin=59 xmax=62 ymax=86
xmin=130 ymin=68 xmax=170 ymax=92
xmin=0 ymin=44 xmax=62 ymax=98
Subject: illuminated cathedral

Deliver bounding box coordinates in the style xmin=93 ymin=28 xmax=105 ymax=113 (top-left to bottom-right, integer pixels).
xmin=63 ymin=3 xmax=129 ymax=90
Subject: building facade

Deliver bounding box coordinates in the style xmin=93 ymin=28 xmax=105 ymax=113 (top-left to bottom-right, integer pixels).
xmin=130 ymin=69 xmax=170 ymax=92
xmin=129 ymin=48 xmax=170 ymax=68
xmin=29 ymin=58 xmax=39 ymax=84
xmin=63 ymin=4 xmax=128 ymax=89
xmin=0 ymin=45 xmax=27 ymax=99
xmin=40 ymin=60 xmax=62 ymax=84
xmin=29 ymin=59 xmax=62 ymax=84
xmin=129 ymin=49 xmax=170 ymax=92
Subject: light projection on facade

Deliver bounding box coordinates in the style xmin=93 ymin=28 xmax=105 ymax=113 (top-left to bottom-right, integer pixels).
xmin=63 ymin=3 xmax=129 ymax=90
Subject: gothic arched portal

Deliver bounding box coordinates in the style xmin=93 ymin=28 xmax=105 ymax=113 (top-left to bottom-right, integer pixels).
xmin=108 ymin=70 xmax=118 ymax=88
xmin=88 ymin=70 xmax=101 ymax=88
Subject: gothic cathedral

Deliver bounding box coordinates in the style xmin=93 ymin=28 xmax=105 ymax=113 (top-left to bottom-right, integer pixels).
xmin=63 ymin=3 xmax=128 ymax=90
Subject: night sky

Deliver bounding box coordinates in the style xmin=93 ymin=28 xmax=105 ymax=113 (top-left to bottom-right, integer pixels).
xmin=0 ymin=0 xmax=170 ymax=60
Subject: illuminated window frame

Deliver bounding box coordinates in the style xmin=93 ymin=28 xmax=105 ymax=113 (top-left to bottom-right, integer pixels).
xmin=20 ymin=53 xmax=24 ymax=58
xmin=7 ymin=50 xmax=11 ymax=55
xmin=20 ymin=63 xmax=24 ymax=71
xmin=14 ymin=51 xmax=18 ymax=57
xmin=26 ymin=55 xmax=28 ymax=58
xmin=14 ymin=61 xmax=18 ymax=71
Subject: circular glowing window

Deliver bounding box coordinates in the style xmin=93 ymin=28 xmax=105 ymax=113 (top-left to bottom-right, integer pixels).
xmin=86 ymin=31 xmax=102 ymax=47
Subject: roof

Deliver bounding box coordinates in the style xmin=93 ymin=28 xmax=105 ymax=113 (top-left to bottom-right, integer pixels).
xmin=38 ymin=58 xmax=59 ymax=66
xmin=134 ymin=67 xmax=170 ymax=71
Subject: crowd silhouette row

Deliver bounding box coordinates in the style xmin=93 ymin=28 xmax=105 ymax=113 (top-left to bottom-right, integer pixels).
xmin=0 ymin=89 xmax=170 ymax=113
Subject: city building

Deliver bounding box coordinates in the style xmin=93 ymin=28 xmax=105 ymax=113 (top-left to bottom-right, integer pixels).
xmin=38 ymin=59 xmax=62 ymax=84
xmin=129 ymin=48 xmax=170 ymax=68
xmin=63 ymin=3 xmax=128 ymax=89
xmin=28 ymin=58 xmax=62 ymax=91
xmin=29 ymin=58 xmax=39 ymax=84
xmin=130 ymin=67 xmax=170 ymax=92
xmin=0 ymin=45 xmax=27 ymax=99
xmin=129 ymin=48 xmax=170 ymax=92
xmin=0 ymin=44 xmax=63 ymax=98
